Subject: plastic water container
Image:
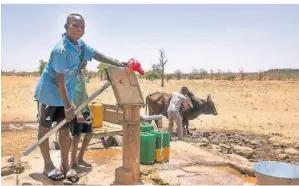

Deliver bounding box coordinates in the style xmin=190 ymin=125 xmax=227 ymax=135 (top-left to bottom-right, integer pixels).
xmin=155 ymin=147 xmax=170 ymax=163
xmin=150 ymin=130 xmax=170 ymax=163
xmin=253 ymin=161 xmax=299 ymax=185
xmin=88 ymin=102 xmax=103 ymax=128
xmin=140 ymin=132 xmax=156 ymax=165
xmin=140 ymin=122 xmax=154 ymax=133
xmin=150 ymin=130 xmax=170 ymax=148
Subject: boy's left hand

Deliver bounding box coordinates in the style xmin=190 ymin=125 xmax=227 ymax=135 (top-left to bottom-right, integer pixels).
xmin=118 ymin=62 xmax=128 ymax=67
xmin=76 ymin=112 xmax=85 ymax=123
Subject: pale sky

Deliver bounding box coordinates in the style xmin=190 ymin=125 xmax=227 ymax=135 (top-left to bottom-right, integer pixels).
xmin=1 ymin=4 xmax=299 ymax=73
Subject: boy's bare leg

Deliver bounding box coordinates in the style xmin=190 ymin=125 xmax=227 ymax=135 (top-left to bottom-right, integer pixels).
xmin=173 ymin=111 xmax=183 ymax=140
xmin=70 ymin=135 xmax=80 ymax=168
xmin=38 ymin=125 xmax=57 ymax=173
xmin=77 ymin=132 xmax=92 ymax=167
xmin=167 ymin=111 xmax=175 ymax=141
xmin=58 ymin=127 xmax=71 ymax=172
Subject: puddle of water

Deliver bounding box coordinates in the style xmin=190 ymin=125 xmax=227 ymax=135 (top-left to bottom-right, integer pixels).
xmin=84 ymin=148 xmax=122 ymax=163
xmin=215 ymin=166 xmax=256 ymax=184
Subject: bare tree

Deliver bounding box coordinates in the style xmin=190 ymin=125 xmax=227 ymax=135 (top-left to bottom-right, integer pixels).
xmin=239 ymin=68 xmax=246 ymax=81
xmin=217 ymin=69 xmax=222 ymax=80
xmin=159 ymin=49 xmax=168 ymax=87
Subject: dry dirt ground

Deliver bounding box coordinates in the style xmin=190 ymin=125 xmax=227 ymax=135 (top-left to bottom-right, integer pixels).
xmin=1 ymin=76 xmax=299 ymax=158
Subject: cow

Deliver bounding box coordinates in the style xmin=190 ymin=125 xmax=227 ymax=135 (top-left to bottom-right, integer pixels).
xmin=145 ymin=91 xmax=218 ymax=135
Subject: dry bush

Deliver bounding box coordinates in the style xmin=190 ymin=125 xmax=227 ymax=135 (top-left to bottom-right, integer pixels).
xmin=175 ymin=69 xmax=182 ymax=80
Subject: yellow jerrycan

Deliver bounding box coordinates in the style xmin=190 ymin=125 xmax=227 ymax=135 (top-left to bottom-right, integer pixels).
xmin=88 ymin=102 xmax=103 ymax=128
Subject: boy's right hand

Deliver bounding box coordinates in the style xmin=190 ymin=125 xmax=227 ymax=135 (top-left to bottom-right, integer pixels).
xmin=64 ymin=106 xmax=76 ymax=122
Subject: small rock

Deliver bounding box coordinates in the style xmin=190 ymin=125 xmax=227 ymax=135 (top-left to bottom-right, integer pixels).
xmin=150 ymin=172 xmax=161 ymax=182
xmin=221 ymin=148 xmax=229 ymax=154
xmin=220 ymin=144 xmax=230 ymax=149
xmin=274 ymin=149 xmax=283 ymax=155
xmin=250 ymin=140 xmax=258 ymax=146
xmin=242 ymin=138 xmax=250 ymax=143
xmin=210 ymin=138 xmax=219 ymax=144
xmin=233 ymin=145 xmax=254 ymax=158
xmin=226 ymin=153 xmax=250 ymax=163
xmin=226 ymin=132 xmax=232 ymax=136
xmin=158 ymin=179 xmax=169 ymax=185
xmin=198 ymin=142 xmax=209 ymax=147
xmin=269 ymin=136 xmax=294 ymax=147
xmin=219 ymin=137 xmax=227 ymax=144
xmin=261 ymin=139 xmax=268 ymax=144
xmin=7 ymin=156 xmax=15 ymax=163
xmin=276 ymin=154 xmax=289 ymax=160
xmin=203 ymin=132 xmax=211 ymax=137
xmin=250 ymin=145 xmax=257 ymax=149
xmin=211 ymin=144 xmax=222 ymax=153
xmin=295 ymin=142 xmax=299 ymax=150
xmin=1 ymin=161 xmax=25 ymax=176
xmin=2 ymin=156 xmax=15 ymax=164
xmin=284 ymin=148 xmax=299 ymax=155
xmin=273 ymin=143 xmax=281 ymax=148
xmin=201 ymin=137 xmax=209 ymax=144
xmin=227 ymin=138 xmax=235 ymax=143
xmin=141 ymin=175 xmax=155 ymax=184
xmin=207 ymin=136 xmax=214 ymax=141
xmin=140 ymin=170 xmax=149 ymax=176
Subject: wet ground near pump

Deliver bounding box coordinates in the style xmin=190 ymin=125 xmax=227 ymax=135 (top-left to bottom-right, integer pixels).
xmin=4 ymin=126 xmax=298 ymax=185
xmin=82 ymin=143 xmax=257 ymax=185
xmin=182 ymin=129 xmax=299 ymax=164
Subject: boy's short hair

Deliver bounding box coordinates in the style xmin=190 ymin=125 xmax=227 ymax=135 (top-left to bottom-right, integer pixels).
xmin=65 ymin=13 xmax=84 ymax=29
xmin=181 ymin=86 xmax=188 ymax=91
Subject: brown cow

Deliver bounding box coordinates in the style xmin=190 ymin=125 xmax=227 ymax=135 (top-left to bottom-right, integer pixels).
xmin=145 ymin=92 xmax=217 ymax=135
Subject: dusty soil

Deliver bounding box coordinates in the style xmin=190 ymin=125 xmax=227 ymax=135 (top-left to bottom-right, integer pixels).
xmin=2 ymin=76 xmax=299 ymax=159
xmin=184 ymin=130 xmax=299 ymax=164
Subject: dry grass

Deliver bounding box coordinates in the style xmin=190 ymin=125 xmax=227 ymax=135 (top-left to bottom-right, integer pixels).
xmin=2 ymin=76 xmax=299 ymax=140
xmin=2 ymin=76 xmax=299 ymax=158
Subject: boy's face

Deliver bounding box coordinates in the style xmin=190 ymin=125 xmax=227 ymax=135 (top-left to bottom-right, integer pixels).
xmin=81 ymin=61 xmax=87 ymax=69
xmin=181 ymin=88 xmax=188 ymax=95
xmin=66 ymin=16 xmax=85 ymax=41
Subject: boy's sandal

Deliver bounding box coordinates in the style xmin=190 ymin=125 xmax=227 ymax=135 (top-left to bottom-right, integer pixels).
xmin=62 ymin=169 xmax=80 ymax=183
xmin=43 ymin=168 xmax=65 ymax=181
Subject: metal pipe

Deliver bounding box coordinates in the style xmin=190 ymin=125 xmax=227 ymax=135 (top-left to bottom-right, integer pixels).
xmin=140 ymin=114 xmax=163 ymax=121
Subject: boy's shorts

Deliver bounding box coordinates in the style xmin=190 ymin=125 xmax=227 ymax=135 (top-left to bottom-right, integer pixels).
xmin=37 ymin=102 xmax=72 ymax=128
xmin=69 ymin=110 xmax=93 ymax=137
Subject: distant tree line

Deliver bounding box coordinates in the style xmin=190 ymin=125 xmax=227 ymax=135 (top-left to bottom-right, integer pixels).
xmin=2 ymin=58 xmax=299 ymax=81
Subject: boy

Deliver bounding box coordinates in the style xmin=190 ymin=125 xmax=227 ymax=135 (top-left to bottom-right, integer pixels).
xmin=34 ymin=13 xmax=127 ymax=183
xmin=167 ymin=89 xmax=187 ymax=140
xmin=70 ymin=60 xmax=93 ymax=169
xmin=181 ymin=86 xmax=194 ymax=108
